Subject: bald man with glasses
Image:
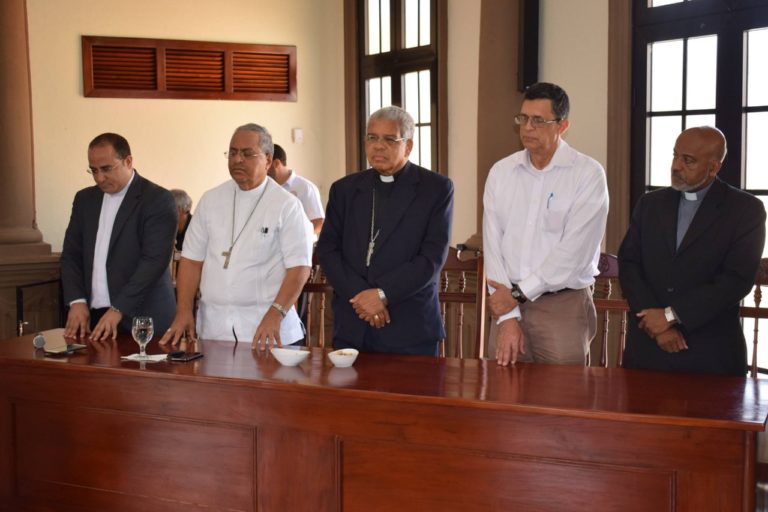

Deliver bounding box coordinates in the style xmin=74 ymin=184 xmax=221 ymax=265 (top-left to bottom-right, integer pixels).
xmin=483 ymin=82 xmax=609 ymax=367
xmin=61 ymin=132 xmax=178 ymax=340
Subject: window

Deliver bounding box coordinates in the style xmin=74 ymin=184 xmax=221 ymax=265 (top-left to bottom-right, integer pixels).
xmin=631 ymin=0 xmax=768 ymax=371
xmin=358 ymin=0 xmax=442 ymax=172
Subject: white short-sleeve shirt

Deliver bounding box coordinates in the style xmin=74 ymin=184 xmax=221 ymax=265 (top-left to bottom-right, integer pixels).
xmin=282 ymin=170 xmax=325 ymax=221
xmin=182 ymin=177 xmax=313 ymax=342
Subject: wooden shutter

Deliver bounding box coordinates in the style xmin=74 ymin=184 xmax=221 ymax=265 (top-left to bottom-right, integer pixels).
xmin=82 ymin=36 xmax=296 ymax=101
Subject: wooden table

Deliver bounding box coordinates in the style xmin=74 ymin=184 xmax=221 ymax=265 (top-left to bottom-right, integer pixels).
xmin=0 ymin=333 xmax=766 ymax=512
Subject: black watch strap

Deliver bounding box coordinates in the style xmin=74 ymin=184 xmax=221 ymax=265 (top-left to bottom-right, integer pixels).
xmin=510 ymin=284 xmax=527 ymax=304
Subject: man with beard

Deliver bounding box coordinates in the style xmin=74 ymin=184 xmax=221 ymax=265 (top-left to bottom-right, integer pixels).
xmin=619 ymin=126 xmax=766 ymax=375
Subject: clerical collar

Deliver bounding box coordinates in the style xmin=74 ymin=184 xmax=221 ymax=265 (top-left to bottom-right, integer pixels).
xmin=681 ymin=180 xmax=714 ymax=202
xmin=375 ymin=162 xmax=407 ymax=183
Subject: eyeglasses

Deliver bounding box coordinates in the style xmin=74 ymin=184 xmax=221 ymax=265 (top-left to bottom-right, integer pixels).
xmin=225 ymin=148 xmax=264 ymax=159
xmin=364 ymin=134 xmax=407 ymax=146
xmin=514 ymin=114 xmax=561 ymax=128
xmin=86 ymin=159 xmax=124 ymax=176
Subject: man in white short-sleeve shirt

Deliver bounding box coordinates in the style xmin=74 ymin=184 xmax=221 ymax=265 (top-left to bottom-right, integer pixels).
xmin=269 ymin=143 xmax=325 ymax=236
xmin=160 ymin=124 xmax=313 ymax=348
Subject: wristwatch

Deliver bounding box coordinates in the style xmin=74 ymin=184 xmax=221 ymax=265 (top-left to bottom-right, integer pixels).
xmin=510 ymin=284 xmax=528 ymax=304
xmin=377 ymin=288 xmax=388 ymax=305
xmin=664 ymin=306 xmax=678 ymax=324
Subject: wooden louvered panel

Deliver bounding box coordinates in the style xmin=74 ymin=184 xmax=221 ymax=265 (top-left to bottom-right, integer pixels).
xmin=91 ymin=46 xmax=156 ymax=90
xmin=233 ymin=52 xmax=289 ymax=93
xmin=83 ymin=36 xmax=296 ymax=101
xmin=166 ymin=49 xmax=224 ymax=92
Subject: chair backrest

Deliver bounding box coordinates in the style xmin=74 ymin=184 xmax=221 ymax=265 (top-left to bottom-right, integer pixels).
xmin=302 ymin=252 xmax=332 ymax=348
xmin=592 ymin=253 xmax=630 ymax=367
xmin=438 ymin=246 xmax=486 ymax=359
xmin=16 ymin=279 xmax=64 ymax=336
xmin=741 ymin=258 xmax=768 ymax=378
xmin=302 ymin=246 xmax=487 ymax=358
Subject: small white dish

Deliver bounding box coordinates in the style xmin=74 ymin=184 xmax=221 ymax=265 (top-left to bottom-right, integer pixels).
xmin=270 ymin=347 xmax=310 ymax=366
xmin=328 ymin=348 xmax=359 ymax=368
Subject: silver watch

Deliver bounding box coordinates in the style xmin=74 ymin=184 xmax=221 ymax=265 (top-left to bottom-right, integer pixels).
xmin=664 ymin=306 xmax=677 ymax=323
xmin=377 ymin=288 xmax=388 ymax=304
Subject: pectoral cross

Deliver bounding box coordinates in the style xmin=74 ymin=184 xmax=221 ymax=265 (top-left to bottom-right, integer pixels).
xmin=366 ymin=230 xmax=380 ymax=267
xmin=222 ymin=249 xmax=232 ymax=269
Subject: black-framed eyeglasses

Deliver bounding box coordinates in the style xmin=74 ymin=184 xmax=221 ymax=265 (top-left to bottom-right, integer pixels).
xmin=86 ymin=159 xmax=124 ymax=176
xmin=513 ymin=114 xmax=561 ymax=128
xmin=364 ymin=134 xmax=407 ymax=146
xmin=225 ymin=149 xmax=264 ymax=159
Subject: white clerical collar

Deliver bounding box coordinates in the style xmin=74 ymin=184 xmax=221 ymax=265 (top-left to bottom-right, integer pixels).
xmin=379 ymin=174 xmax=395 ymax=183
xmin=109 ymin=170 xmax=135 ymax=198
xmin=683 ymin=191 xmax=698 ymax=201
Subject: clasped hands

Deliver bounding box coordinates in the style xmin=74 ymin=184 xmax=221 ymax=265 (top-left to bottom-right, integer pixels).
xmin=636 ymin=308 xmax=688 ymax=353
xmin=350 ymin=288 xmax=389 ymax=328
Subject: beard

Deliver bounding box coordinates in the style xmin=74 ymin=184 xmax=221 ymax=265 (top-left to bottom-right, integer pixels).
xmin=671 ymin=172 xmax=711 ymax=193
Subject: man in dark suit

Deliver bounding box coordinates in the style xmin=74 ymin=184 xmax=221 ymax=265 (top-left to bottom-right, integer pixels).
xmin=61 ymin=133 xmax=177 ymax=340
xmin=619 ymin=126 xmax=766 ymax=375
xmin=316 ymin=106 xmax=454 ymax=355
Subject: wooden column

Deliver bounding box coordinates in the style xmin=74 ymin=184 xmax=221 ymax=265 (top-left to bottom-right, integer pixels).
xmin=0 ymin=0 xmax=59 ymax=340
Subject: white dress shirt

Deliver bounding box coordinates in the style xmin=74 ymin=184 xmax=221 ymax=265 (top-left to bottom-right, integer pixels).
xmin=182 ymin=177 xmax=313 ymax=342
xmin=282 ymin=170 xmax=325 ymax=221
xmin=87 ymin=171 xmax=135 ymax=308
xmin=483 ymin=140 xmax=609 ymax=322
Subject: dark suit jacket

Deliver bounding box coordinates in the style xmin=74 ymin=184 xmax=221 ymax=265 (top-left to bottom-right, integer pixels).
xmin=316 ymin=162 xmax=454 ymax=353
xmin=618 ymin=178 xmax=766 ymax=375
xmin=60 ymin=172 xmax=178 ymax=333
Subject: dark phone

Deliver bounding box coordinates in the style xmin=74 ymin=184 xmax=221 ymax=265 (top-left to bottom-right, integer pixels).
xmin=168 ymin=351 xmax=204 ymax=362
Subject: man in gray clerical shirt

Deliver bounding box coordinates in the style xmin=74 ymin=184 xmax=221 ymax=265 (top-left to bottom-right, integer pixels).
xmin=619 ymin=126 xmax=766 ymax=375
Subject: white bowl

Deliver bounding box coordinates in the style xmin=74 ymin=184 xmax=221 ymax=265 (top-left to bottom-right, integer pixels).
xmin=270 ymin=347 xmax=310 ymax=366
xmin=328 ymin=348 xmax=359 ymax=368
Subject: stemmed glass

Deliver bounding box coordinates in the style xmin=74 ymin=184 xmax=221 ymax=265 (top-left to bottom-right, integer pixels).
xmin=131 ymin=316 xmax=154 ymax=360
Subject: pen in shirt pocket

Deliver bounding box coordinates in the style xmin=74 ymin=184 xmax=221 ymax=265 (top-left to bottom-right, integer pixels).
xmin=260 ymin=227 xmax=269 ymax=236
xmin=547 ymin=192 xmax=555 ymax=209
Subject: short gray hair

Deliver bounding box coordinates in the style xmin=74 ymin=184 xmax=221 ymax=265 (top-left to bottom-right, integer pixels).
xmin=170 ymin=189 xmax=192 ymax=213
xmin=234 ymin=123 xmax=274 ymax=156
xmin=368 ymin=106 xmax=415 ymax=140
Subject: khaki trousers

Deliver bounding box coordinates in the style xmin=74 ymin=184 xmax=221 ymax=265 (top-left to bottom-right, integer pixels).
xmin=491 ymin=287 xmax=596 ymax=365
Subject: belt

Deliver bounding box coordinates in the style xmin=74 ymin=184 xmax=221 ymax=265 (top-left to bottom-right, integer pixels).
xmin=542 ymin=288 xmax=575 ymax=296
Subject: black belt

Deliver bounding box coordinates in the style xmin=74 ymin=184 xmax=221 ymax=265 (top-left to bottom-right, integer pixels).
xmin=542 ymin=288 xmax=575 ymax=296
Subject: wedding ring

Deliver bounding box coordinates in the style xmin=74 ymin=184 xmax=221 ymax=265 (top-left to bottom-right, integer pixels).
xmin=374 ymin=314 xmax=380 ymax=320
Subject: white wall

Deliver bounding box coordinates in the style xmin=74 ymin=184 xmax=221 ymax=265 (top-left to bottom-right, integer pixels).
xmin=447 ymin=0 xmax=481 ymax=245
xmin=27 ymin=0 xmax=344 ymax=251
xmin=539 ymin=0 xmax=609 ymax=168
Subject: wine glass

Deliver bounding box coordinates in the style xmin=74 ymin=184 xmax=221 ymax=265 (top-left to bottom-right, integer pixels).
xmin=131 ymin=316 xmax=154 ymax=360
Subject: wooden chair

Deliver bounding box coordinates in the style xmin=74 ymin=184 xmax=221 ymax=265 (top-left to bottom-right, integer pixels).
xmin=438 ymin=246 xmax=486 ymax=359
xmin=591 ymin=253 xmax=630 ymax=367
xmin=301 ymin=246 xmax=487 ymax=358
xmin=15 ymin=278 xmax=65 ymax=336
xmin=302 ymin=253 xmax=332 ymax=348
xmin=741 ymin=258 xmax=768 ymax=378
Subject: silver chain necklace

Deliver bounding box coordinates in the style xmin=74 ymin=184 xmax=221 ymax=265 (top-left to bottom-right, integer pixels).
xmin=222 ymin=181 xmax=269 ymax=269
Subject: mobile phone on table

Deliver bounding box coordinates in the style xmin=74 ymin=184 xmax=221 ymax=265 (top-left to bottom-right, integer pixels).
xmin=168 ymin=351 xmax=204 ymax=362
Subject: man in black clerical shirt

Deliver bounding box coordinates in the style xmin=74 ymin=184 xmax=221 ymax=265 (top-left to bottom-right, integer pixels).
xmin=316 ymin=106 xmax=454 ymax=356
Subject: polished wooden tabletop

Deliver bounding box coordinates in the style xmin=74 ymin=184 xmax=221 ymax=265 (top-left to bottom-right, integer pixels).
xmin=1 ymin=330 xmax=767 ymax=431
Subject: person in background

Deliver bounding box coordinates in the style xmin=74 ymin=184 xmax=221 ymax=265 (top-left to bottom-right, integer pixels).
xmin=269 ymin=144 xmax=325 ymax=237
xmin=619 ymin=126 xmax=766 ymax=375
xmin=170 ymin=188 xmax=193 ymax=252
xmin=483 ymin=82 xmax=609 ymax=367
xmin=61 ymin=132 xmax=177 ymax=340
